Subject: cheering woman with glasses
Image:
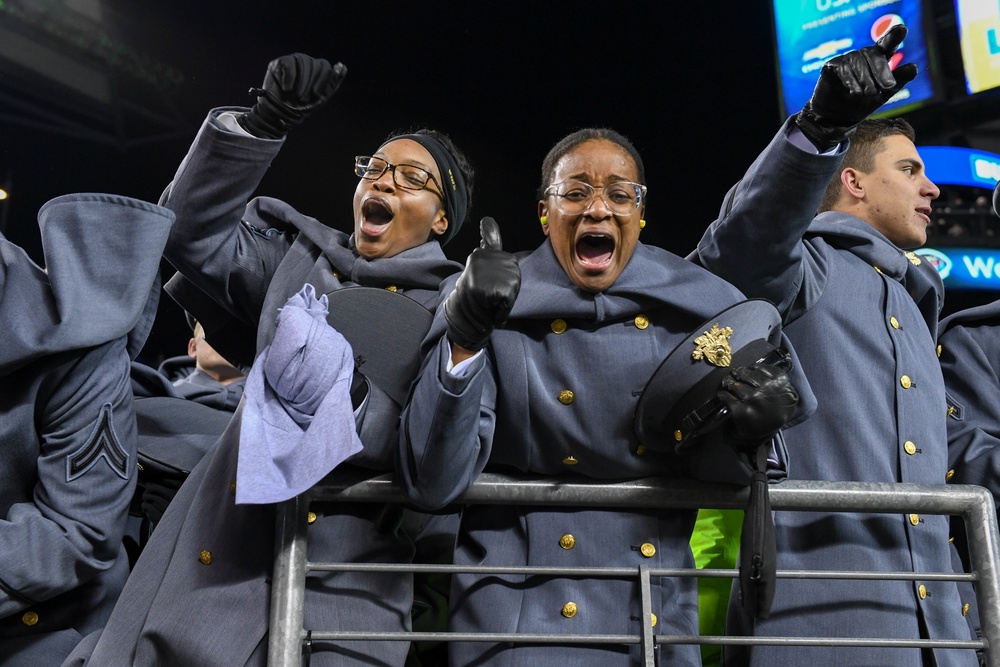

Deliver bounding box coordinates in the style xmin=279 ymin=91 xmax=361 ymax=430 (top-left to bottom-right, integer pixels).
xmin=399 ymin=128 xmax=812 ymax=665
xmin=68 ymin=54 xmax=472 ymax=667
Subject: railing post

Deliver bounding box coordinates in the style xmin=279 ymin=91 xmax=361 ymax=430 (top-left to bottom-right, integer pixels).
xmin=269 ymin=494 xmax=309 ymax=667
xmin=963 ymin=486 xmax=1000 ymax=667
xmin=638 ymin=562 xmax=656 ymax=666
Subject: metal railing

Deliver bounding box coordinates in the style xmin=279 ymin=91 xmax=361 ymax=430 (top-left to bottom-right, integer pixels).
xmin=268 ymin=473 xmax=1000 ymax=666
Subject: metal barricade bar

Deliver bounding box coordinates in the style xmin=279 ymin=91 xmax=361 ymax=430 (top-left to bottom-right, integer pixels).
xmin=268 ymin=474 xmax=1000 ymax=666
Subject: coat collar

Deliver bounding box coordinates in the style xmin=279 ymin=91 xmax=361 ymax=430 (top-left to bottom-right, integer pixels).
xmin=248 ymin=196 xmax=461 ymax=291
xmin=809 ymin=211 xmax=943 ymax=335
xmin=510 ymin=239 xmax=746 ymax=323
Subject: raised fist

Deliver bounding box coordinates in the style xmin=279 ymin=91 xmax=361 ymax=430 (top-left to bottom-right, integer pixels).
xmin=796 ymin=24 xmax=917 ymax=151
xmin=238 ymin=53 xmax=347 ymax=139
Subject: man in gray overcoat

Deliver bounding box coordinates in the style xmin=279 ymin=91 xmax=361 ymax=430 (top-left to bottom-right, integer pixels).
xmin=694 ymin=26 xmax=977 ymax=665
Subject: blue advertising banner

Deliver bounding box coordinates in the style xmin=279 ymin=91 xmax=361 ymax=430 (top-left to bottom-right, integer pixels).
xmin=920 ymin=145 xmax=1000 ymax=189
xmin=917 ymin=247 xmax=1000 ymax=290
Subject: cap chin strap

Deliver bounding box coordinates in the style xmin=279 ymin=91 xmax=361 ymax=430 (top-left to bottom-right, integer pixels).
xmin=739 ymin=442 xmax=778 ymax=621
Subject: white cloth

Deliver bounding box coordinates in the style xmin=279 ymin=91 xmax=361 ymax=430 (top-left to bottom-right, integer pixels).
xmin=236 ymin=284 xmax=362 ymax=504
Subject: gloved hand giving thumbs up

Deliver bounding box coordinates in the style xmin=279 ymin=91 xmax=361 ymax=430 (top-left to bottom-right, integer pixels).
xmin=796 ymin=24 xmax=917 ymax=151
xmin=444 ymin=217 xmax=521 ymax=352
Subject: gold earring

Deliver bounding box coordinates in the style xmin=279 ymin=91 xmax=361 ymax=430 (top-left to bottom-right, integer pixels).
xmin=639 ymin=219 xmax=646 ymax=229
xmin=540 ymin=216 xmax=548 ymax=226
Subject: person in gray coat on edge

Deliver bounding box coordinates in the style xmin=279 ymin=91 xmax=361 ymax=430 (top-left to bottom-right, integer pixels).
xmin=935 ymin=179 xmax=1000 ymax=665
xmin=0 ymin=193 xmax=174 ymax=667
xmin=693 ymin=25 xmax=977 ymax=666
xmin=64 ymin=53 xmax=472 ymax=666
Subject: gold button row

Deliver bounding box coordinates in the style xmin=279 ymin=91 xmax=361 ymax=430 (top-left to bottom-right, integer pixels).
xmin=550 ymin=315 xmax=649 ymax=335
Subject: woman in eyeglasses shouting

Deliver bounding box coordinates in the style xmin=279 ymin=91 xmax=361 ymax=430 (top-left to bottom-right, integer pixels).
xmin=399 ymin=128 xmax=812 ymax=666
xmin=68 ymin=54 xmax=471 ymax=667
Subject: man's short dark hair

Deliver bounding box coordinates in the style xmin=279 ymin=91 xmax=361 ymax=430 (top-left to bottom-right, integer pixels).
xmin=817 ymin=118 xmax=917 ymax=213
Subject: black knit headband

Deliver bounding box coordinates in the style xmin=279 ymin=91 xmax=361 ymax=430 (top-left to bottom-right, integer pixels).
xmin=388 ymin=133 xmax=469 ymax=246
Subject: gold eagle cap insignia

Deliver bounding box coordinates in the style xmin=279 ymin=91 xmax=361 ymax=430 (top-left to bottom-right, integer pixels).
xmin=692 ymin=323 xmax=734 ymax=367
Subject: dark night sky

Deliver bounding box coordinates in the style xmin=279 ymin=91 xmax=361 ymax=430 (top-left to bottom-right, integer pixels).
xmin=0 ymin=1 xmax=785 ymax=254
xmin=1 ymin=0 xmax=982 ymax=360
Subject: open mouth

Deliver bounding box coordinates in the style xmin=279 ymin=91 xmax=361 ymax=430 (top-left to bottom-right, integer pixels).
xmin=575 ymin=233 xmax=615 ymax=269
xmin=360 ymin=198 xmax=393 ymax=236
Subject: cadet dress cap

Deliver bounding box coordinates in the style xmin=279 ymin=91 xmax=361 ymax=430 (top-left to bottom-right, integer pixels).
xmin=324 ymin=286 xmax=434 ymax=406
xmin=634 ymin=299 xmax=785 ymax=451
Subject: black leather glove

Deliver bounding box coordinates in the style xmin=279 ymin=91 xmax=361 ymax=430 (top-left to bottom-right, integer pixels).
xmin=718 ymin=363 xmax=799 ymax=450
xmin=238 ymin=53 xmax=347 ymax=139
xmin=444 ymin=217 xmax=521 ymax=352
xmin=796 ymin=24 xmax=917 ymax=151
xmin=140 ymin=466 xmax=187 ymax=529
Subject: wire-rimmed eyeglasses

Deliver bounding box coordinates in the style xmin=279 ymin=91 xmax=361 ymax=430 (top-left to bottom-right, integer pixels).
xmin=544 ymin=180 xmax=647 ymax=217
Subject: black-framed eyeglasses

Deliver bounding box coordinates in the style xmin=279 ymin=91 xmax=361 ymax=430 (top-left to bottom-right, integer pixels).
xmin=354 ymin=156 xmax=442 ymax=194
xmin=544 ymin=179 xmax=647 ymax=217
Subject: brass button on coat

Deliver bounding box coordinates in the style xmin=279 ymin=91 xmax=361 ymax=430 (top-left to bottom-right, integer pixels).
xmin=307 ymin=512 xmax=317 ymax=525
xmin=909 ymin=514 xmax=920 ymax=526
xmin=229 ymin=481 xmax=237 ymax=494
xmin=562 ymin=602 xmax=578 ymax=618
xmin=385 ymin=285 xmax=398 ymax=292
xmin=900 ymin=375 xmax=912 ymax=389
xmin=635 ymin=445 xmax=646 ymax=457
xmin=634 ymin=315 xmax=649 ymax=330
xmin=551 ymin=319 xmax=567 ymax=334
xmin=946 ymin=469 xmax=955 ymax=481
xmin=963 ymin=603 xmax=971 ymax=616
xmin=948 ymin=405 xmax=956 ymax=417
xmin=674 ymin=430 xmax=683 ymax=442
xmin=890 ymin=316 xmax=900 ymax=329
xmin=21 ymin=611 xmax=38 ymax=626
xmin=559 ymin=534 xmax=576 ymax=550
xmin=558 ymin=390 xmax=574 ymax=405
xmin=904 ymin=441 xmax=917 ymax=455
xmin=918 ymin=584 xmax=927 ymax=599
xmin=562 ymin=456 xmax=579 ymax=466
xmin=640 ymin=543 xmax=656 ymax=558
xmin=199 ymin=549 xmax=213 ymax=565
xmin=937 ymin=344 xmax=943 ymax=358
xmin=651 ymin=613 xmax=657 ymax=627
